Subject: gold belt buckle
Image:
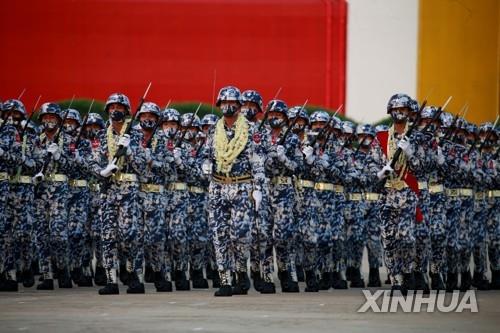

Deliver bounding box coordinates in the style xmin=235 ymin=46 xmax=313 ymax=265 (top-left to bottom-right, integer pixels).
xmin=141 ymin=184 xmax=164 ymax=193
xmin=90 ymin=184 xmax=101 ymax=192
xmin=189 ymin=186 xmax=205 ymax=193
xmin=418 ymin=181 xmax=428 ymax=190
xmin=47 ymin=174 xmax=68 ymax=182
xmin=0 ymin=172 xmax=9 ymax=181
xmin=460 ymin=189 xmax=473 ymax=197
xmin=114 ymin=173 xmax=137 ymax=182
xmin=365 ymin=193 xmax=380 ymax=201
xmin=315 ymin=182 xmax=334 ymax=191
xmin=386 ymin=179 xmax=406 ymax=191
xmin=273 ymin=176 xmax=292 ymax=185
xmin=429 ymin=184 xmax=444 ymax=194
xmin=349 ymin=193 xmax=363 ymax=201
xmin=69 ymin=179 xmax=88 ymax=187
xmin=334 ymin=185 xmax=344 ymax=193
xmin=447 ymin=189 xmax=458 ymax=197
xmin=169 ymin=182 xmax=187 ymax=191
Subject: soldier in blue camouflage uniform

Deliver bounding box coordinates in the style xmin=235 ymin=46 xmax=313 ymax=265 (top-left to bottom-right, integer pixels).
xmin=264 ymin=99 xmax=304 ymax=293
xmin=79 ymin=113 xmax=107 ymax=286
xmin=62 ymin=109 xmax=94 ymax=287
xmin=34 ymin=103 xmax=76 ymax=290
xmin=376 ymin=94 xmax=420 ymax=295
xmin=291 ymin=107 xmax=324 ymax=292
xmin=136 ymin=102 xmax=174 ymax=292
xmin=310 ymin=111 xmax=348 ymax=290
xmin=202 ymin=86 xmax=266 ymax=297
xmin=89 ymin=93 xmax=148 ymax=295
xmin=240 ymin=90 xmax=276 ymax=293
xmin=180 ymin=112 xmax=211 ymax=289
xmin=0 ymin=100 xmax=39 ymax=291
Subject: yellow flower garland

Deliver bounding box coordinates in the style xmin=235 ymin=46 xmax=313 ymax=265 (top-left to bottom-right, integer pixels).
xmin=106 ymin=118 xmax=131 ymax=163
xmin=387 ymin=123 xmax=409 ymax=181
xmin=214 ymin=114 xmax=249 ymax=175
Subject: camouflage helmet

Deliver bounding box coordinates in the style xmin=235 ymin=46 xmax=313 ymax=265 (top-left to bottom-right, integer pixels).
xmin=216 ymin=86 xmax=242 ymax=106
xmin=409 ymin=98 xmax=420 ymax=114
xmin=63 ymin=108 xmax=82 ymax=126
xmin=38 ymin=102 xmax=62 ymax=121
xmin=180 ymin=113 xmax=201 ymax=128
xmin=439 ymin=111 xmax=454 ymax=128
xmin=356 ymin=124 xmax=376 ymax=137
xmin=161 ymin=108 xmax=180 ymax=123
xmin=85 ymin=112 xmax=105 ymax=129
xmin=479 ymin=122 xmax=495 ymax=134
xmin=387 ymin=93 xmax=413 ymax=113
xmin=375 ymin=124 xmax=389 ymax=133
xmin=105 ymin=93 xmax=131 ymax=112
xmin=287 ymin=106 xmax=309 ymax=124
xmin=2 ymin=99 xmax=27 ymax=118
xmin=241 ymin=90 xmax=263 ymax=111
xmin=466 ymin=123 xmax=478 ymax=136
xmin=136 ymin=101 xmax=161 ymax=118
xmin=341 ymin=121 xmax=356 ymax=134
xmin=310 ymin=110 xmax=330 ymax=124
xmin=420 ymin=106 xmax=438 ymax=120
xmin=266 ymin=99 xmax=288 ymax=116
xmin=201 ymin=114 xmax=219 ymax=127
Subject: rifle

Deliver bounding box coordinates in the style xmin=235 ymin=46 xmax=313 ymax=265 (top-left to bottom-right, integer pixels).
xmin=443 ymin=103 xmax=467 ymax=142
xmin=144 ymin=99 xmax=171 ymax=147
xmin=257 ymin=87 xmax=282 ymax=132
xmin=310 ymin=104 xmax=343 ymax=148
xmin=74 ymin=99 xmax=95 ymax=147
xmin=19 ymin=95 xmax=42 ymax=138
xmin=175 ymin=103 xmax=202 ymax=147
xmin=110 ymin=82 xmax=152 ymax=164
xmin=277 ymin=99 xmax=308 ymax=146
xmin=469 ymin=115 xmax=500 ymax=155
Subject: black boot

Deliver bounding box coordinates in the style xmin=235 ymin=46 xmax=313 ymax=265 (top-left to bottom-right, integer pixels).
xmin=214 ymin=271 xmax=232 ymax=297
xmin=94 ymin=266 xmax=107 ymax=286
xmin=318 ymin=272 xmax=332 ymax=290
xmin=58 ymin=268 xmax=73 ymax=288
xmin=32 ymin=261 xmax=40 ymax=276
xmin=192 ymin=269 xmax=209 ymax=289
xmin=367 ymin=268 xmax=381 ymax=287
xmin=232 ymin=271 xmax=250 ymax=295
xmin=385 ymin=273 xmax=391 ymax=284
xmin=70 ymin=267 xmax=83 ymax=285
xmin=346 ymin=266 xmax=354 ymax=281
xmin=126 ymin=273 xmax=145 ymax=294
xmin=212 ymin=271 xmax=221 ymax=288
xmin=37 ymin=273 xmax=54 ymax=290
xmin=472 ymin=271 xmax=490 ymax=290
xmin=296 ymin=265 xmax=305 ymax=282
xmin=446 ymin=272 xmax=459 ymax=292
xmin=459 ymin=270 xmax=472 ymax=292
xmin=0 ymin=272 xmax=18 ymax=292
xmin=391 ymin=274 xmax=407 ymax=296
xmin=119 ymin=264 xmax=130 ymax=286
xmin=414 ymin=272 xmax=430 ymax=294
xmin=260 ymin=273 xmax=276 ymax=294
xmin=430 ymin=272 xmax=445 ymax=291
xmin=305 ymin=270 xmax=319 ymax=292
xmin=251 ymin=270 xmax=263 ymax=292
xmin=154 ymin=271 xmax=172 ymax=292
xmin=349 ymin=268 xmax=365 ymax=288
xmin=489 ymin=270 xmax=500 ymax=290
xmin=22 ymin=268 xmax=35 ymax=288
xmin=332 ymin=271 xmax=348 ymax=289
xmin=284 ymin=272 xmax=299 ymax=293
xmin=174 ymin=270 xmax=190 ymax=291
xmin=99 ymin=269 xmax=119 ymax=295
xmin=77 ymin=267 xmax=94 ymax=287
xmin=145 ymin=264 xmax=154 ymax=283
xmin=206 ymin=265 xmax=215 ymax=280
xmin=402 ymin=272 xmax=415 ymax=293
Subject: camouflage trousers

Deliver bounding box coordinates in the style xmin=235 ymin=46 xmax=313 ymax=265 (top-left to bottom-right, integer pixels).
xmin=88 ymin=188 xmax=103 ymax=268
xmin=164 ymin=189 xmax=189 ymax=273
xmin=344 ymin=198 xmax=368 ymax=269
xmin=379 ymin=188 xmax=417 ymax=277
xmin=458 ymin=197 xmax=474 ymax=273
xmin=269 ymin=183 xmax=298 ymax=274
xmin=35 ymin=181 xmax=70 ymax=273
xmin=446 ymin=195 xmax=474 ymax=273
xmin=365 ymin=200 xmax=383 ymax=268
xmin=294 ymin=187 xmax=319 ymax=272
xmin=414 ymin=189 xmax=431 ymax=273
xmin=68 ymin=186 xmax=90 ymax=269
xmin=187 ymin=191 xmax=208 ymax=271
xmin=140 ymin=191 xmax=166 ymax=273
xmin=0 ymin=180 xmax=11 ymax=273
xmin=101 ymin=181 xmax=143 ymax=276
xmin=249 ymin=181 xmax=273 ymax=275
xmin=208 ymin=181 xmax=253 ymax=273
xmin=487 ymin=197 xmax=500 ymax=271
xmin=428 ymin=192 xmax=448 ymax=274
xmin=472 ymin=198 xmax=488 ymax=274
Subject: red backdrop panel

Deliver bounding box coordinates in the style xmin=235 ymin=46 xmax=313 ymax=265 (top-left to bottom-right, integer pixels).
xmin=0 ymin=0 xmax=346 ymax=113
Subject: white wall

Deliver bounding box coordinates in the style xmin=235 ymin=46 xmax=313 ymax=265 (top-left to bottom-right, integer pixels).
xmin=345 ymin=0 xmax=419 ymax=123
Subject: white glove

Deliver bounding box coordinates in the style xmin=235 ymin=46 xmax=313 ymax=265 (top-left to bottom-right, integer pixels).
xmin=302 ymin=145 xmax=315 ymax=165
xmin=377 ymin=162 xmax=394 ymax=180
xmin=33 ymin=171 xmax=44 ymax=183
xmin=100 ymin=162 xmax=118 ymax=178
xmin=202 ymin=160 xmax=213 ymax=175
xmin=47 ymin=143 xmax=61 ymax=161
xmin=173 ymin=147 xmax=183 ymax=165
xmin=276 ymin=145 xmax=286 ymax=162
xmin=252 ymin=190 xmax=263 ymax=211
xmin=118 ymin=134 xmax=131 ymax=148
xmin=436 ymin=147 xmax=445 ymax=165
xmin=397 ymin=136 xmax=413 ymax=157
xmin=0 ymin=147 xmax=4 ymax=157
xmin=74 ymin=150 xmax=83 ymax=164
xmin=144 ymin=148 xmax=152 ymax=163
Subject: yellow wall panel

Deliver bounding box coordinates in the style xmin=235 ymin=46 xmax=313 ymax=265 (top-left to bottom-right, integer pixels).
xmin=418 ymin=0 xmax=499 ymax=124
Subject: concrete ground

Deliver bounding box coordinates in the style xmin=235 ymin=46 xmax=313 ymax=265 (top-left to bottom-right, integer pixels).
xmin=0 ymin=282 xmax=499 ymax=333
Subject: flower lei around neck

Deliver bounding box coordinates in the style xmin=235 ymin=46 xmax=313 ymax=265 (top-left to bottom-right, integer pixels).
xmin=214 ymin=114 xmax=249 ymax=175
xmin=107 ymin=118 xmax=131 ymax=163
xmin=387 ymin=123 xmax=409 ymax=181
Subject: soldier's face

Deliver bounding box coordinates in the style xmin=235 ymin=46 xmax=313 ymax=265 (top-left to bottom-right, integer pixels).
xmin=162 ymin=121 xmax=178 ymax=131
xmin=241 ymin=102 xmax=260 ymax=121
xmin=391 ymin=107 xmax=410 ymax=123
xmin=63 ymin=119 xmax=79 ymax=134
xmin=108 ymin=103 xmax=127 ymax=122
xmin=139 ymin=113 xmax=158 ymax=130
xmin=268 ymin=111 xmax=287 ymax=128
xmin=220 ymin=101 xmax=240 ymax=116
xmin=202 ymin=125 xmax=211 ymax=134
xmin=83 ymin=124 xmax=102 ymax=139
xmin=3 ymin=110 xmax=23 ymax=125
xmin=311 ymin=122 xmax=326 ymax=132
xmin=292 ymin=118 xmax=307 ymax=133
xmin=358 ymin=134 xmax=373 ymax=146
xmin=41 ymin=114 xmax=60 ymax=131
